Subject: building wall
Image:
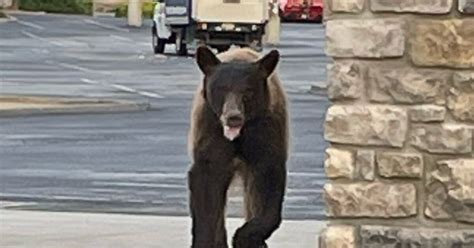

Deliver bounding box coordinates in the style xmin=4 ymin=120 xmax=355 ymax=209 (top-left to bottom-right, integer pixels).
xmin=320 ymin=0 xmax=474 ymax=247
xmin=0 ymin=0 xmax=12 ymax=8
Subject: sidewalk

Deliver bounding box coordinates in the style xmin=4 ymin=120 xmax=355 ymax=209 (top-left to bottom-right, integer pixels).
xmin=0 ymin=209 xmax=325 ymax=248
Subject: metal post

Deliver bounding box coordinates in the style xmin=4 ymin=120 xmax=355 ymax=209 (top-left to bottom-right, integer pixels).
xmin=128 ymin=0 xmax=143 ymax=27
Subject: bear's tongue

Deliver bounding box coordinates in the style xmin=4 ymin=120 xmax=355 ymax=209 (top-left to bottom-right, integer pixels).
xmin=224 ymin=125 xmax=241 ymax=141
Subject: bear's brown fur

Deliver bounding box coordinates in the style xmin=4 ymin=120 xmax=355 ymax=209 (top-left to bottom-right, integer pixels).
xmin=188 ymin=46 xmax=289 ymax=248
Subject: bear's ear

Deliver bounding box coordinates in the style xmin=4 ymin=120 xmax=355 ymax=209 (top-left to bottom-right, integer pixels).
xmin=256 ymin=50 xmax=279 ymax=78
xmin=196 ymin=46 xmax=221 ymax=75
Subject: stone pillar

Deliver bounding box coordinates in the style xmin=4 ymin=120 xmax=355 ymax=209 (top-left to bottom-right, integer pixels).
xmin=320 ymin=0 xmax=474 ymax=247
xmin=0 ymin=0 xmax=13 ymax=9
xmin=264 ymin=0 xmax=281 ymax=46
xmin=127 ymin=0 xmax=142 ymax=27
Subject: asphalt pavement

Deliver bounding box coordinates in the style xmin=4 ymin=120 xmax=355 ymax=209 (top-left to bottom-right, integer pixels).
xmin=0 ymin=13 xmax=329 ymax=220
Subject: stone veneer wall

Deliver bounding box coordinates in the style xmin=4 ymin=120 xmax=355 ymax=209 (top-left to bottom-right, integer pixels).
xmin=320 ymin=0 xmax=474 ymax=247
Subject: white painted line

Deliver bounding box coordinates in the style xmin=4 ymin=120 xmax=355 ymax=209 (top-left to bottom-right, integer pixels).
xmin=110 ymin=34 xmax=134 ymax=42
xmin=137 ymin=91 xmax=164 ymax=99
xmin=80 ymin=78 xmax=165 ymax=99
xmin=17 ymin=20 xmax=45 ymax=30
xmin=59 ymin=63 xmax=112 ymax=75
xmin=21 ymin=30 xmax=46 ymax=40
xmin=111 ymin=84 xmax=138 ymax=93
xmin=58 ymin=63 xmax=93 ymax=72
xmin=80 ymin=78 xmax=99 ymax=84
xmin=83 ymin=19 xmax=129 ymax=32
xmin=21 ymin=30 xmax=66 ymax=47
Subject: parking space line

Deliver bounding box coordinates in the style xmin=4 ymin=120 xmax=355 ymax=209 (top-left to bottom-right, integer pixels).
xmin=110 ymin=34 xmax=134 ymax=42
xmin=59 ymin=63 xmax=112 ymax=75
xmin=80 ymin=78 xmax=100 ymax=84
xmin=59 ymin=63 xmax=94 ymax=73
xmin=80 ymin=78 xmax=164 ymax=99
xmin=21 ymin=30 xmax=66 ymax=47
xmin=83 ymin=19 xmax=130 ymax=32
xmin=17 ymin=20 xmax=45 ymax=30
xmin=136 ymin=91 xmax=164 ymax=99
xmin=111 ymin=84 xmax=138 ymax=93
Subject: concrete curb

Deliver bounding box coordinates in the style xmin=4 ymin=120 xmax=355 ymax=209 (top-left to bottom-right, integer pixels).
xmin=0 ymin=96 xmax=150 ymax=117
xmin=0 ymin=11 xmax=17 ymax=23
xmin=309 ymin=81 xmax=327 ymax=95
xmin=0 ymin=209 xmax=326 ymax=248
xmin=3 ymin=10 xmax=47 ymax=16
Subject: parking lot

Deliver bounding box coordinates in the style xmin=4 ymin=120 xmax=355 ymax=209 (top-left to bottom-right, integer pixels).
xmin=0 ymin=13 xmax=329 ymax=220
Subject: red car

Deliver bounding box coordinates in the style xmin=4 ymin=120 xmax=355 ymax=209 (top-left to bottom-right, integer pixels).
xmin=280 ymin=0 xmax=324 ymax=22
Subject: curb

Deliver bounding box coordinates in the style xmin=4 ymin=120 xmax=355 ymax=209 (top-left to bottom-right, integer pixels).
xmin=0 ymin=96 xmax=150 ymax=117
xmin=0 ymin=12 xmax=17 ymax=23
xmin=3 ymin=10 xmax=46 ymax=16
xmin=309 ymin=82 xmax=327 ymax=95
xmin=0 ymin=209 xmax=326 ymax=248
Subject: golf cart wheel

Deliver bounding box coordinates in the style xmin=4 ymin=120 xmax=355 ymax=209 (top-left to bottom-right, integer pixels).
xmin=177 ymin=42 xmax=187 ymax=56
xmin=152 ymin=25 xmax=166 ymax=54
xmin=175 ymin=31 xmax=188 ymax=56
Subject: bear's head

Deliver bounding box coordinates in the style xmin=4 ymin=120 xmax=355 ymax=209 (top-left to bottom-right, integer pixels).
xmin=196 ymin=46 xmax=280 ymax=141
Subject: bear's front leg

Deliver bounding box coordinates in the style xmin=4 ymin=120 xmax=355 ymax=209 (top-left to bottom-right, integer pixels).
xmin=188 ymin=143 xmax=236 ymax=248
xmin=232 ymin=159 xmax=286 ymax=248
xmin=233 ymin=119 xmax=287 ymax=248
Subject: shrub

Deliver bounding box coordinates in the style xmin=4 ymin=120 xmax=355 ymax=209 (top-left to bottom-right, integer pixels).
xmin=115 ymin=2 xmax=155 ymax=19
xmin=20 ymin=0 xmax=93 ymax=15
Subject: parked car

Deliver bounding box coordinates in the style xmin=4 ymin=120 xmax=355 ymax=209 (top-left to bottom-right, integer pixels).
xmin=280 ymin=0 xmax=323 ymax=22
xmin=151 ymin=0 xmax=269 ymax=55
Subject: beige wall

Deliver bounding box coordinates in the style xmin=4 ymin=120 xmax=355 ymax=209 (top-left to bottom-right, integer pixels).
xmin=0 ymin=0 xmax=12 ymax=8
xmin=93 ymin=0 xmax=152 ymax=12
xmin=320 ymin=0 xmax=474 ymax=247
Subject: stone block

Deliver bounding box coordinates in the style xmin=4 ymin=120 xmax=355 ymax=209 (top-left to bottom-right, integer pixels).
xmin=359 ymin=225 xmax=474 ymax=247
xmin=356 ymin=150 xmax=375 ymax=181
xmin=330 ymin=0 xmax=365 ymax=13
xmin=426 ymin=159 xmax=474 ymax=223
xmin=327 ymin=61 xmax=364 ymax=100
xmin=325 ymin=105 xmax=408 ymax=147
xmin=448 ymin=71 xmax=474 ymax=122
xmin=410 ymin=124 xmax=472 ymax=154
xmin=368 ymin=67 xmax=449 ymax=104
xmin=325 ymin=148 xmax=355 ymax=179
xmin=410 ymin=105 xmax=446 ymax=122
xmin=326 ymin=19 xmax=405 ymax=58
xmin=324 ymin=182 xmax=417 ymax=218
xmin=376 ymin=152 xmax=423 ymax=178
xmin=410 ymin=19 xmax=474 ymax=68
xmin=459 ymin=0 xmax=474 ymax=13
xmin=320 ymin=225 xmax=356 ymax=248
xmin=371 ymin=0 xmax=453 ymax=13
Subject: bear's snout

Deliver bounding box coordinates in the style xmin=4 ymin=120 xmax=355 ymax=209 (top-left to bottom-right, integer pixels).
xmin=225 ymin=113 xmax=244 ymax=128
xmin=221 ymin=111 xmax=244 ymax=141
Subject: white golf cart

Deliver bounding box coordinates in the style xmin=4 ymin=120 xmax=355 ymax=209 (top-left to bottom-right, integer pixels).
xmin=151 ymin=0 xmax=269 ymax=55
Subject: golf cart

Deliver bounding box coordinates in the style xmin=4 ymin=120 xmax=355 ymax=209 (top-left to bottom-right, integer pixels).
xmin=152 ymin=0 xmax=269 ymax=55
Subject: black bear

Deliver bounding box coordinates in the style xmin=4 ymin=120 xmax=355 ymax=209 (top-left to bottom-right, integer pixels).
xmin=188 ymin=46 xmax=289 ymax=248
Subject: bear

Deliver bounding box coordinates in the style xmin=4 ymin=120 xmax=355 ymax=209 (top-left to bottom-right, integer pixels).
xmin=188 ymin=46 xmax=289 ymax=248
